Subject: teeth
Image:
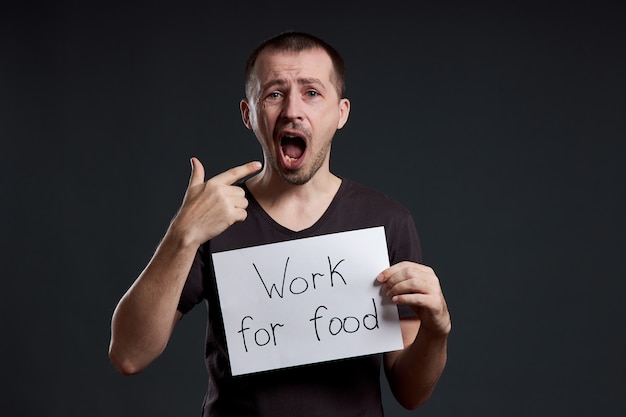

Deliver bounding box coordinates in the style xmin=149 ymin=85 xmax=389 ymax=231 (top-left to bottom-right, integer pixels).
xmin=285 ymin=155 xmax=298 ymax=162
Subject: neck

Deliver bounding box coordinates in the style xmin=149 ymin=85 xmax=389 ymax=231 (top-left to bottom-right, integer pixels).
xmin=245 ymin=166 xmax=342 ymax=232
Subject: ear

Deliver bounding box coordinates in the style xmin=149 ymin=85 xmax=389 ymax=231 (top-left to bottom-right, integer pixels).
xmin=337 ymin=98 xmax=350 ymax=130
xmin=240 ymin=99 xmax=253 ymax=130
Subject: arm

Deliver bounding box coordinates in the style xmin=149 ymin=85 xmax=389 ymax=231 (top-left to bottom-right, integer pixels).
xmin=108 ymin=157 xmax=261 ymax=375
xmin=378 ymin=262 xmax=451 ymax=409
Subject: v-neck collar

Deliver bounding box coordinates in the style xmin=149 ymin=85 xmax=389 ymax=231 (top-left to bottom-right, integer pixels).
xmin=242 ymin=178 xmax=347 ymax=237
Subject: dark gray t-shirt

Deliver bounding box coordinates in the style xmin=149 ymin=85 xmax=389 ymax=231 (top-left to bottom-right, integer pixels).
xmin=178 ymin=178 xmax=422 ymax=416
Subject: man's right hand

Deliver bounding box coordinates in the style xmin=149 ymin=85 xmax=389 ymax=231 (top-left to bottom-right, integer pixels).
xmin=169 ymin=157 xmax=262 ymax=247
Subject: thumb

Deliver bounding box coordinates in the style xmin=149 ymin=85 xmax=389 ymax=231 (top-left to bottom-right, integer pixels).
xmin=188 ymin=157 xmax=205 ymax=188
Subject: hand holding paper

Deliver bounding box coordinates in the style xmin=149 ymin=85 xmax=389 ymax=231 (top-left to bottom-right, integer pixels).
xmin=377 ymin=262 xmax=451 ymax=337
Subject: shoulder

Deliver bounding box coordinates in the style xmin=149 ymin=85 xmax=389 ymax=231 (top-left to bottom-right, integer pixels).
xmin=335 ymin=178 xmax=422 ymax=263
xmin=339 ymin=178 xmax=413 ymax=217
xmin=328 ymin=177 xmax=417 ymax=235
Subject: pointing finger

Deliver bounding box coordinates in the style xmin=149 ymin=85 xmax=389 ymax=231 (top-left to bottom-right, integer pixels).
xmin=212 ymin=161 xmax=262 ymax=185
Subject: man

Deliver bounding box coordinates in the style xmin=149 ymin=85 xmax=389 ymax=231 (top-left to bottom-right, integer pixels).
xmin=109 ymin=31 xmax=451 ymax=416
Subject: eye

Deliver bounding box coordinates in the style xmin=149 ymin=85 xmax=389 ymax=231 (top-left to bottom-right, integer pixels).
xmin=305 ymin=90 xmax=320 ymax=97
xmin=267 ymin=92 xmax=282 ymax=99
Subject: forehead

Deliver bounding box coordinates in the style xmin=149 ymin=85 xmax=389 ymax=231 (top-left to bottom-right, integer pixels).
xmin=252 ymin=47 xmax=334 ymax=86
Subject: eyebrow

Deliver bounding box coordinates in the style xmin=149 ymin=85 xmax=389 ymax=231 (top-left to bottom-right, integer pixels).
xmin=260 ymin=77 xmax=326 ymax=93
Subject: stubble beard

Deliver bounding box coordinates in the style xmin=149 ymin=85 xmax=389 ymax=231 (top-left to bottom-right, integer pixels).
xmin=266 ymin=138 xmax=332 ymax=186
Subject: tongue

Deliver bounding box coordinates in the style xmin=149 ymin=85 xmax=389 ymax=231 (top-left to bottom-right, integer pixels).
xmin=282 ymin=137 xmax=305 ymax=159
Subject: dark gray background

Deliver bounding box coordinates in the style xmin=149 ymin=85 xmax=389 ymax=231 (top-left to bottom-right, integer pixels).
xmin=2 ymin=1 xmax=624 ymax=416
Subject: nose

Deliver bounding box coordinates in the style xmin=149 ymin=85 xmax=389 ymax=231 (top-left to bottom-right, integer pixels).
xmin=281 ymin=92 xmax=304 ymax=120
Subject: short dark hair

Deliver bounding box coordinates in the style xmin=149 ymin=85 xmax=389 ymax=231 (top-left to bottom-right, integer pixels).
xmin=244 ymin=31 xmax=346 ymax=99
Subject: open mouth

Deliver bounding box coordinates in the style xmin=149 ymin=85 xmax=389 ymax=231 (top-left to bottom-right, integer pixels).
xmin=280 ymin=135 xmax=306 ymax=166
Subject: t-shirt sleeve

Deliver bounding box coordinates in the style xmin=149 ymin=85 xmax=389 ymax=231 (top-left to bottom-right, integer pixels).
xmin=177 ymin=244 xmax=207 ymax=315
xmin=386 ymin=207 xmax=423 ymax=319
xmin=387 ymin=208 xmax=422 ymax=266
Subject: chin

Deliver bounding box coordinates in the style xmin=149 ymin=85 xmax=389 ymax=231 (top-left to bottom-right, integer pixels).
xmin=279 ymin=171 xmax=312 ymax=186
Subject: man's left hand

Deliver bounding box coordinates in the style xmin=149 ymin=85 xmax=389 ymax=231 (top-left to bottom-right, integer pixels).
xmin=377 ymin=261 xmax=451 ymax=337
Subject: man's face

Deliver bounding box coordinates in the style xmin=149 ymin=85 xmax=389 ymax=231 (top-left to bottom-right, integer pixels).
xmin=241 ymin=47 xmax=350 ymax=185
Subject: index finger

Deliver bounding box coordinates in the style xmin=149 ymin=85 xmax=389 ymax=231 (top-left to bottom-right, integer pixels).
xmin=211 ymin=161 xmax=262 ymax=185
xmin=376 ymin=261 xmax=413 ymax=282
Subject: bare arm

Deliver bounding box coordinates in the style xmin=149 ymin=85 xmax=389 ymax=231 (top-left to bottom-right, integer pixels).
xmin=108 ymin=232 xmax=197 ymax=375
xmin=379 ymin=262 xmax=451 ymax=409
xmin=108 ymin=157 xmax=261 ymax=375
